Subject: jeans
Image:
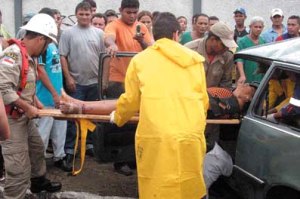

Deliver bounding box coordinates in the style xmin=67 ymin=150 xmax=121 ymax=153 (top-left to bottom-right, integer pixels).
xmin=65 ymin=83 xmax=99 ymax=155
xmin=36 ymin=116 xmax=67 ymax=161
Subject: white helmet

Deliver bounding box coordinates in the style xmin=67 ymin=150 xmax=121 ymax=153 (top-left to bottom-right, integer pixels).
xmin=21 ymin=13 xmax=58 ymax=43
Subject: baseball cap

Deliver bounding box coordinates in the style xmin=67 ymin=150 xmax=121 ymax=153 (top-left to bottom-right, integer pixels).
xmin=271 ymin=8 xmax=283 ymax=17
xmin=210 ymin=21 xmax=238 ymax=48
xmin=233 ymin=7 xmax=246 ymax=15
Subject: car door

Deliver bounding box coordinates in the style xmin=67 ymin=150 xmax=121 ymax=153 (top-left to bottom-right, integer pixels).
xmin=93 ymin=52 xmax=137 ymax=163
xmin=235 ymin=63 xmax=300 ymax=198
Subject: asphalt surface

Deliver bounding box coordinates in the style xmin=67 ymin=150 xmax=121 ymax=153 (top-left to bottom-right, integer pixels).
xmin=0 ymin=155 xmax=138 ymax=199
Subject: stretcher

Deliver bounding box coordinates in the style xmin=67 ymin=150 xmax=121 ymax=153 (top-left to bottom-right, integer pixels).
xmin=38 ymin=109 xmax=241 ymax=124
xmin=37 ymin=109 xmax=240 ymax=176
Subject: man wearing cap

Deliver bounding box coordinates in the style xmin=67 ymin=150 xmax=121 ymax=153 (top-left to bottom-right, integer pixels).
xmin=185 ymin=21 xmax=237 ymax=88
xmin=261 ymin=8 xmax=287 ymax=43
xmin=233 ymin=7 xmax=248 ymax=42
xmin=185 ymin=21 xmax=237 ymax=151
xmin=0 ymin=13 xmax=62 ymax=198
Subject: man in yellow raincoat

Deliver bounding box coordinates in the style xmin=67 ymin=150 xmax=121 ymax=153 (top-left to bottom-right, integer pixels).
xmin=60 ymin=12 xmax=209 ymax=199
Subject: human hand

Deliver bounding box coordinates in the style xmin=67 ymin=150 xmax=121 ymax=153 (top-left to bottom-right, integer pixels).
xmin=133 ymin=32 xmax=145 ymax=44
xmin=238 ymin=75 xmax=246 ymax=84
xmin=26 ymin=106 xmax=38 ymax=119
xmin=106 ymin=44 xmax=118 ymax=57
xmin=60 ymin=101 xmax=83 ymax=114
xmin=267 ymin=108 xmax=277 ymax=114
xmin=65 ymin=76 xmax=76 ymax=93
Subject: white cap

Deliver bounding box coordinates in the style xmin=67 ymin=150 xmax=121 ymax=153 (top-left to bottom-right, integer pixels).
xmin=21 ymin=13 xmax=58 ymax=43
xmin=271 ymin=8 xmax=283 ymax=17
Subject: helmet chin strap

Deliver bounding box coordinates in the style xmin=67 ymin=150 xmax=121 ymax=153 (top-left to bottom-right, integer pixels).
xmin=38 ymin=37 xmax=50 ymax=56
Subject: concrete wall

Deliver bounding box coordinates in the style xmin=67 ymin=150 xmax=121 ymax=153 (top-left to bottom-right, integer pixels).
xmin=1 ymin=0 xmax=300 ymax=36
xmin=0 ymin=0 xmax=193 ymax=36
xmin=202 ymin=0 xmax=300 ymax=30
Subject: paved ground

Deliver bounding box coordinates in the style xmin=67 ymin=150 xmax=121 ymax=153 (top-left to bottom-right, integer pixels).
xmin=0 ymin=153 xmax=242 ymax=199
xmin=0 ymin=155 xmax=138 ymax=199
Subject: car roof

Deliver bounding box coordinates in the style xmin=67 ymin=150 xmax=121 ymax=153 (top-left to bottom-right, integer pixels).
xmin=235 ymin=37 xmax=300 ymax=66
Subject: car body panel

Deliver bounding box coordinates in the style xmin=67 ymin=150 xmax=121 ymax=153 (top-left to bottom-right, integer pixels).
xmin=233 ymin=38 xmax=300 ymax=197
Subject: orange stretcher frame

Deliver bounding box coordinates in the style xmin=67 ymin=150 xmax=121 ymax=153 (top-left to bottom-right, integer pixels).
xmin=38 ymin=109 xmax=240 ymax=124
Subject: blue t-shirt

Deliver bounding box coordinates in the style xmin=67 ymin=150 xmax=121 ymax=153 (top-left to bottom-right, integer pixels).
xmin=36 ymin=43 xmax=63 ymax=107
xmin=261 ymin=25 xmax=287 ymax=43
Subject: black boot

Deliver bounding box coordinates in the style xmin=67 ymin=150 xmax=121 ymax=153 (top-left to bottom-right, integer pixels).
xmin=30 ymin=176 xmax=62 ymax=193
xmin=54 ymin=156 xmax=72 ymax=172
xmin=64 ymin=153 xmax=74 ymax=171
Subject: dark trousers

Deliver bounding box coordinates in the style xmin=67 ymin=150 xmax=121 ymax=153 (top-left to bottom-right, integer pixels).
xmin=106 ymin=81 xmax=136 ymax=166
xmin=64 ymin=83 xmax=99 ymax=155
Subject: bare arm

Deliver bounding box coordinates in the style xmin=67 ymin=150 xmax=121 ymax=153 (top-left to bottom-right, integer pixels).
xmin=60 ymin=55 xmax=76 ymax=92
xmin=37 ymin=65 xmax=60 ymax=107
xmin=236 ymin=61 xmax=246 ymax=84
xmin=104 ymin=35 xmax=118 ymax=57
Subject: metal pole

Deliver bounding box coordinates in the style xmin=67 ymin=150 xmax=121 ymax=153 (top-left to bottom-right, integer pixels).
xmin=14 ymin=0 xmax=22 ymax=35
xmin=193 ymin=0 xmax=202 ymax=14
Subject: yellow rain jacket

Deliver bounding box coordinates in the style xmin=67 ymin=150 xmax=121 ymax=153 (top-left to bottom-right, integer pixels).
xmin=114 ymin=38 xmax=209 ymax=199
xmin=268 ymin=79 xmax=295 ymax=111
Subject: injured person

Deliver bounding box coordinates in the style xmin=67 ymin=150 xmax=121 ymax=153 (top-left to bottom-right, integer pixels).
xmin=207 ymin=82 xmax=257 ymax=119
xmin=204 ymin=82 xmax=257 ymax=197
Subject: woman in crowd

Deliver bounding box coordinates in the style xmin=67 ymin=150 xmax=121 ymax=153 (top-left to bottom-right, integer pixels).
xmin=137 ymin=10 xmax=154 ymax=42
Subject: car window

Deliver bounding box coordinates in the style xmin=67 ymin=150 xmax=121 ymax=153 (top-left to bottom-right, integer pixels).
xmin=99 ymin=54 xmax=135 ymax=100
xmin=253 ymin=67 xmax=300 ymax=129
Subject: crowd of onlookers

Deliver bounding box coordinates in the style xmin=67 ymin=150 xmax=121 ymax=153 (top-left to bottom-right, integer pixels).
xmin=0 ymin=0 xmax=299 ymax=198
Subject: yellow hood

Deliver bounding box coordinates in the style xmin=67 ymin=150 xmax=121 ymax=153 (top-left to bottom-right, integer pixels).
xmin=151 ymin=38 xmax=205 ymax=68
